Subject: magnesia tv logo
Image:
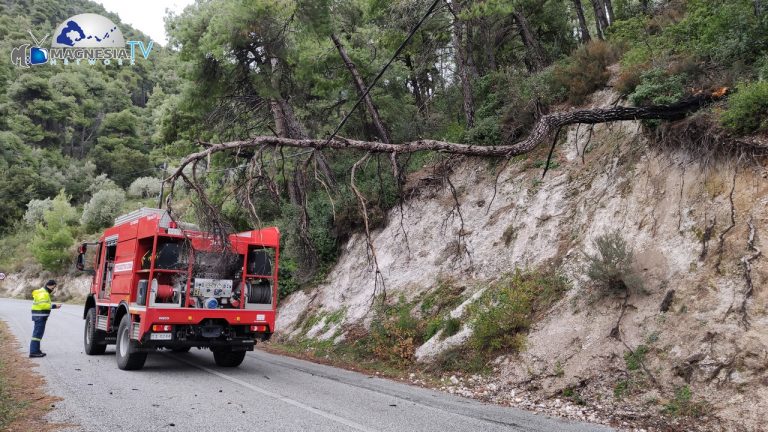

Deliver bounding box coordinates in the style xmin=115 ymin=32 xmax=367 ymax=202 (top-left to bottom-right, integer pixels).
xmin=11 ymin=13 xmax=153 ymax=68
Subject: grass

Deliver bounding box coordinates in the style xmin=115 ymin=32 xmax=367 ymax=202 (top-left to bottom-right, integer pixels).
xmin=663 ymin=386 xmax=707 ymax=418
xmin=281 ymin=268 xmax=569 ymax=377
xmin=0 ymin=357 xmax=21 ymax=430
xmin=624 ymin=345 xmax=648 ymax=371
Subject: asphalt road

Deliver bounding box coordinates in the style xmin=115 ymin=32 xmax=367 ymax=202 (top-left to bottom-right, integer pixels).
xmin=0 ymin=298 xmax=613 ymax=432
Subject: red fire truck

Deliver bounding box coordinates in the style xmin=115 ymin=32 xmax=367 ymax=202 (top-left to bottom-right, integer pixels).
xmin=76 ymin=208 xmax=280 ymax=370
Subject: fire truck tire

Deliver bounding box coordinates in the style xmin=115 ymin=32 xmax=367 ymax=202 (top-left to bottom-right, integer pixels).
xmin=84 ymin=308 xmax=107 ymax=355
xmin=212 ymin=349 xmax=246 ymax=367
xmin=116 ymin=315 xmax=147 ymax=370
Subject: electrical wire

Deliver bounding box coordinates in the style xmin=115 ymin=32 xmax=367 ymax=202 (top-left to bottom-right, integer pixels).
xmin=322 ymin=0 xmax=443 ymax=146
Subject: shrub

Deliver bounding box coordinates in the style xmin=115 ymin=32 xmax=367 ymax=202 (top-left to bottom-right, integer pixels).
xmin=628 ymin=68 xmax=687 ymax=106
xmin=368 ymin=295 xmax=423 ymax=366
xmin=720 ymin=81 xmax=768 ymax=135
xmin=550 ymin=41 xmax=617 ymax=105
xmin=624 ymin=345 xmax=648 ymax=371
xmin=87 ymin=174 xmax=120 ymax=195
xmin=23 ymin=198 xmax=53 ymax=225
xmin=128 ymin=176 xmax=162 ymax=198
xmin=469 ymin=270 xmax=568 ymax=353
xmin=584 ymin=231 xmax=642 ymax=293
xmin=81 ymin=188 xmax=126 ymax=232
xmin=30 ymin=191 xmax=78 ymax=271
xmin=663 ymin=386 xmax=707 ymax=418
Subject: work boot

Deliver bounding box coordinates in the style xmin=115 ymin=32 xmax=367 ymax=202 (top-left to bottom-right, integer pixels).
xmin=29 ymin=352 xmax=46 ymax=358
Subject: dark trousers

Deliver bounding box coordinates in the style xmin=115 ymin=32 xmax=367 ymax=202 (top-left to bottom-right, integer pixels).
xmin=30 ymin=315 xmax=48 ymax=354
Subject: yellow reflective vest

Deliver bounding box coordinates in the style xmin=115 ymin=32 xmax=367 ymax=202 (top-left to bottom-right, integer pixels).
xmin=31 ymin=288 xmax=53 ymax=316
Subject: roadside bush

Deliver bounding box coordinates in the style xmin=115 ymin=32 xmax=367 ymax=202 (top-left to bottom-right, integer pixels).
xmin=30 ymin=191 xmax=78 ymax=271
xmin=128 ymin=176 xmax=162 ymax=198
xmin=368 ymin=295 xmax=423 ymax=366
xmin=23 ymin=198 xmax=53 ymax=225
xmin=584 ymin=231 xmax=642 ymax=294
xmin=720 ymin=81 xmax=768 ymax=135
xmin=469 ymin=270 xmax=568 ymax=353
xmin=550 ymin=40 xmax=618 ymax=105
xmin=81 ymin=188 xmax=126 ymax=232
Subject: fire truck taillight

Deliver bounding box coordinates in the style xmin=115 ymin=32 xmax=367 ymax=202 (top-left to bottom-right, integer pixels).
xmin=152 ymin=324 xmax=172 ymax=332
xmin=250 ymin=325 xmax=268 ymax=332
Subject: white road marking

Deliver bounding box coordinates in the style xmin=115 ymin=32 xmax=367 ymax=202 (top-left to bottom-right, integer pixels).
xmin=168 ymin=353 xmax=378 ymax=432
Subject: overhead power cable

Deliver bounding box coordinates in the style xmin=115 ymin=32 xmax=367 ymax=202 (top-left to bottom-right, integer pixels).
xmin=322 ymin=0 xmax=443 ymax=146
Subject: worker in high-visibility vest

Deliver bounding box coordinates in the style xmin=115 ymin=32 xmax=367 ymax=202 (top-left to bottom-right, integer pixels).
xmin=30 ymin=279 xmax=60 ymax=358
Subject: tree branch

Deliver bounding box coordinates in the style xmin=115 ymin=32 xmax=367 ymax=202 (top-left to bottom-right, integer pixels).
xmin=169 ymin=90 xmax=730 ymax=183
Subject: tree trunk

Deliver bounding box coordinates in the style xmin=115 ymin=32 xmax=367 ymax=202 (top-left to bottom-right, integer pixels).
xmin=572 ymin=0 xmax=592 ymax=43
xmin=451 ymin=2 xmax=476 ymax=128
xmin=331 ymin=33 xmax=392 ymax=144
xmin=603 ymin=0 xmax=615 ymax=25
xmin=512 ymin=10 xmax=547 ymax=72
xmin=590 ymin=0 xmax=610 ymax=39
xmin=464 ymin=19 xmax=480 ymax=80
xmin=175 ymin=90 xmax=731 ymax=173
xmin=404 ymin=54 xmax=426 ymax=114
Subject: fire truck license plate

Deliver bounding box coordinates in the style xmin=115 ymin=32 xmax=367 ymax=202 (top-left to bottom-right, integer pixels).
xmin=192 ymin=279 xmax=233 ymax=297
xmin=150 ymin=333 xmax=172 ymax=340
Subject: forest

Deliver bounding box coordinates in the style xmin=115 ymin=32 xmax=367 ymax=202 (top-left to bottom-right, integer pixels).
xmin=1 ymin=0 xmax=767 ymax=297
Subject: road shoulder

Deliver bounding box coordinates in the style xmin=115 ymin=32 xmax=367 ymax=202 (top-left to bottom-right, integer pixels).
xmin=0 ymin=319 xmax=69 ymax=431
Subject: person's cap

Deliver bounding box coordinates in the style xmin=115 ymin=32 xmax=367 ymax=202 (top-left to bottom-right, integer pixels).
xmin=46 ymin=279 xmax=57 ymax=287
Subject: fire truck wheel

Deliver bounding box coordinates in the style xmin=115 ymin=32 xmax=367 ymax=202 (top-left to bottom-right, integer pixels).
xmin=84 ymin=308 xmax=107 ymax=355
xmin=116 ymin=315 xmax=147 ymax=370
xmin=212 ymin=349 xmax=246 ymax=367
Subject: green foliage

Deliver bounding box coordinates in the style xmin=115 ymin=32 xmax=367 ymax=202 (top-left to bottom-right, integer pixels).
xmin=468 ymin=269 xmax=569 ymax=353
xmin=720 ymin=81 xmax=768 ymax=134
xmin=584 ymin=230 xmax=642 ymax=293
xmin=663 ymin=386 xmax=707 ymax=418
xmin=81 ymin=188 xmax=126 ymax=232
xmin=30 ymin=191 xmax=77 ymax=271
xmin=551 ymin=41 xmax=617 ymax=105
xmin=624 ymin=345 xmax=648 ymax=371
xmin=128 ymin=176 xmax=162 ymax=198
xmin=364 ymin=295 xmax=424 ymax=366
xmin=23 ymin=198 xmax=53 ymax=225
xmin=629 ymin=68 xmax=687 ymax=106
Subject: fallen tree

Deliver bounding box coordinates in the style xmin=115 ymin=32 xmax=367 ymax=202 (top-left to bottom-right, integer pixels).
xmin=165 ymin=89 xmax=738 ymax=297
xmin=168 ymin=88 xmax=730 ymax=180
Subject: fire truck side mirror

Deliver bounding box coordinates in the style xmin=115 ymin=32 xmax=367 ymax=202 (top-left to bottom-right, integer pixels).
xmin=75 ymin=243 xmax=87 ymax=271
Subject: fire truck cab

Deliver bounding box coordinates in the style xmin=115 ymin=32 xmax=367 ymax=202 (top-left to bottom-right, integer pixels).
xmin=77 ymin=208 xmax=279 ymax=370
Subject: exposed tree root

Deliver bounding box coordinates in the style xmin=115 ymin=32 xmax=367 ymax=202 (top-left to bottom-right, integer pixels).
xmin=699 ymin=217 xmax=716 ymax=261
xmin=738 ymin=218 xmax=760 ymax=328
xmin=714 ymin=171 xmax=737 ymax=273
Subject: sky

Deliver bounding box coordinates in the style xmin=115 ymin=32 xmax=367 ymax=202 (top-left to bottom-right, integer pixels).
xmin=95 ymin=0 xmax=196 ymax=45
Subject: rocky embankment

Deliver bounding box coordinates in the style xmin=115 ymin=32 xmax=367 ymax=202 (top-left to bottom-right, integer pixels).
xmin=275 ymin=89 xmax=768 ymax=431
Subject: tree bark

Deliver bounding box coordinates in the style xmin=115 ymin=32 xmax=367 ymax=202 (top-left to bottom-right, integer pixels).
xmin=331 ymin=33 xmax=392 ymax=144
xmin=172 ymin=90 xmax=731 ymax=179
xmin=590 ymin=0 xmax=609 ymax=40
xmin=603 ymin=0 xmax=615 ymax=24
xmin=512 ymin=10 xmax=547 ymax=71
xmin=403 ymin=54 xmax=426 ymax=114
xmin=451 ymin=2 xmax=476 ymax=128
xmin=572 ymin=0 xmax=592 ymax=43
